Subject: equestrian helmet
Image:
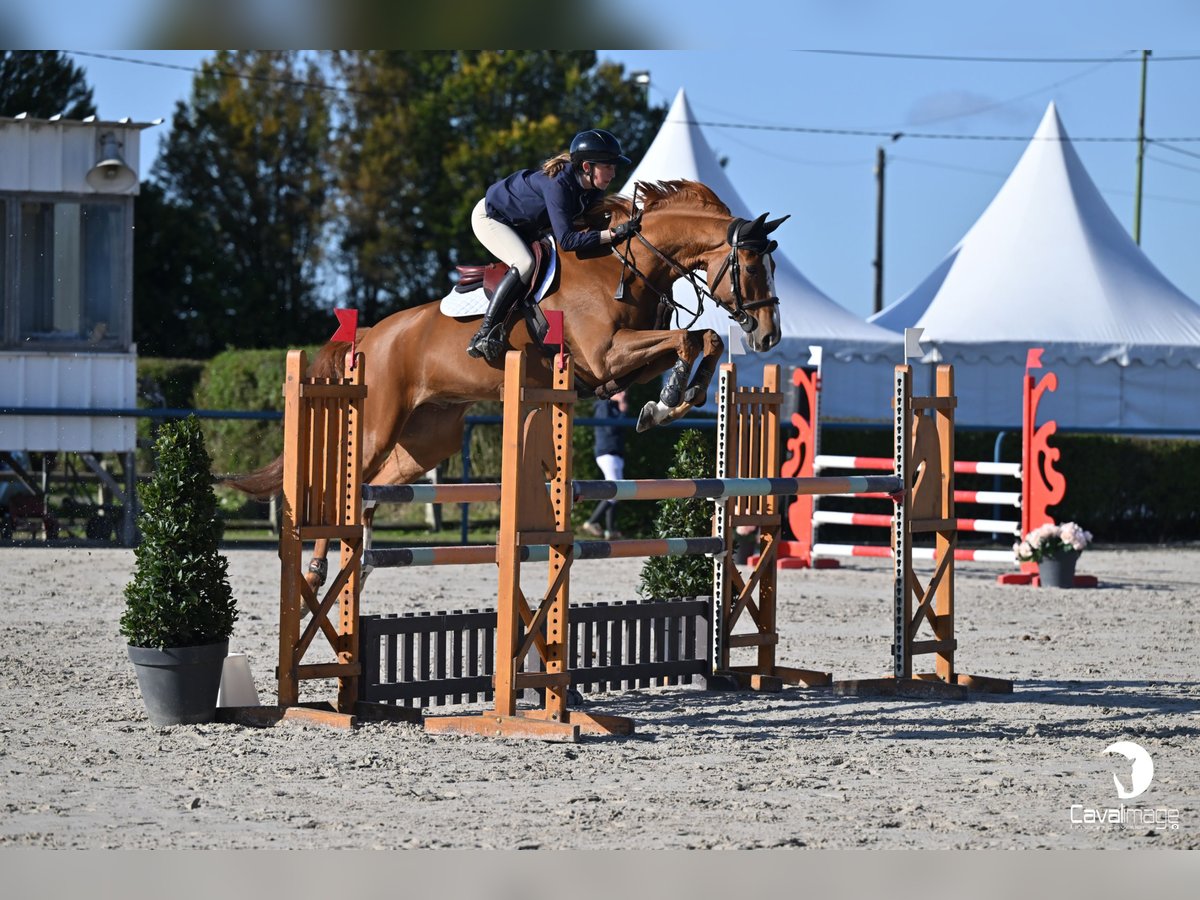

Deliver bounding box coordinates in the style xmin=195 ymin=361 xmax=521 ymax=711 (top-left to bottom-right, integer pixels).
xmin=570 ymin=129 xmax=631 ymax=166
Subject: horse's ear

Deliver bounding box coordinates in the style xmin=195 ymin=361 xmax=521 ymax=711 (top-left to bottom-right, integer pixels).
xmin=764 ymin=214 xmax=790 ymax=234
xmin=751 ymin=212 xmax=768 ymax=231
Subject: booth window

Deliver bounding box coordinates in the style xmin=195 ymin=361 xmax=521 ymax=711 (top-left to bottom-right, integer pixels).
xmin=13 ymin=199 xmax=127 ymax=348
xmin=0 ymin=199 xmax=6 ymax=312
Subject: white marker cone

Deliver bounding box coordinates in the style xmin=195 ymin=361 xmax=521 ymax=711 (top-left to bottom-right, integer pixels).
xmin=217 ymin=653 xmax=260 ymax=708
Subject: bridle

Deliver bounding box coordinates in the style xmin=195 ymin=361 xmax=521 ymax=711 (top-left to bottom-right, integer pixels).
xmin=609 ymin=207 xmax=782 ymax=334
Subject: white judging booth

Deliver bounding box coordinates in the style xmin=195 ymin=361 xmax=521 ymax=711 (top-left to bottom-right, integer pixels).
xmin=0 ymin=115 xmax=158 ymax=544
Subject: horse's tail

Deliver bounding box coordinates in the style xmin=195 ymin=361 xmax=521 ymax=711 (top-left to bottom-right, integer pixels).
xmin=220 ymin=337 xmax=360 ymax=498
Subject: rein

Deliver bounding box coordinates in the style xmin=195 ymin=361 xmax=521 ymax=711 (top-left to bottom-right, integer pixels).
xmin=608 ymin=214 xmax=780 ymax=332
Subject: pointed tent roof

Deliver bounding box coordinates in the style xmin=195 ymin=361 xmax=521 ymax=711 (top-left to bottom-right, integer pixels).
xmin=619 ymin=88 xmax=900 ymax=353
xmin=871 ymin=102 xmax=1200 ymax=367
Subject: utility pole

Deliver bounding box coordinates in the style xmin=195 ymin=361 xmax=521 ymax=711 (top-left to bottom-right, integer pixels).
xmin=873 ymin=145 xmax=886 ymax=314
xmin=1134 ymin=49 xmax=1151 ymax=245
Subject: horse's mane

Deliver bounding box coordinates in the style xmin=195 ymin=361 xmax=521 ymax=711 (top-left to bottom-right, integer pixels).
xmin=594 ymin=180 xmax=731 ymax=224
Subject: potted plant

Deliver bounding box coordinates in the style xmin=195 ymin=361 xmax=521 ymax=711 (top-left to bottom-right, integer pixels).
xmin=121 ymin=416 xmax=238 ymax=725
xmin=1015 ymin=521 xmax=1093 ymax=589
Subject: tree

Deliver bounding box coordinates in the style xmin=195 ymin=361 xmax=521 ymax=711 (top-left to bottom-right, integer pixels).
xmin=0 ymin=51 xmax=95 ymax=118
xmin=331 ymin=51 xmax=665 ymax=321
xmin=150 ymin=51 xmax=330 ymax=351
xmin=133 ymin=181 xmax=225 ymax=357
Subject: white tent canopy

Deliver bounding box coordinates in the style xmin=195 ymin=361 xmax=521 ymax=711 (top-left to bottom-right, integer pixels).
xmin=871 ymin=102 xmax=1200 ymax=431
xmin=619 ymin=88 xmax=902 ymax=420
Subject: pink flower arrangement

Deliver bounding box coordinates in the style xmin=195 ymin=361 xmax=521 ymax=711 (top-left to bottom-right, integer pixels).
xmin=1014 ymin=521 xmax=1093 ymax=563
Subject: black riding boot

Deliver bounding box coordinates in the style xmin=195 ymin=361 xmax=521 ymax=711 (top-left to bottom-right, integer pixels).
xmin=467 ymin=266 xmax=525 ymax=361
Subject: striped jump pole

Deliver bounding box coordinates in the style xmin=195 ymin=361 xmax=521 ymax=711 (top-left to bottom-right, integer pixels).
xmin=777 ymin=352 xmax=1073 ymax=571
xmin=366 ymin=474 xmax=903 ymax=506
xmin=364 ymin=536 xmax=726 ymax=569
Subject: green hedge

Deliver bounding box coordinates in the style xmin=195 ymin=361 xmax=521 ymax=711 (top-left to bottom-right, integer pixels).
xmin=193 ymin=347 xmax=318 ymax=476
xmin=137 ymin=357 xmax=206 ymax=409
xmin=1052 ymin=434 xmax=1200 ymax=541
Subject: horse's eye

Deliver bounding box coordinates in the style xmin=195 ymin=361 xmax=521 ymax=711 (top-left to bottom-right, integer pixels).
xmin=745 ymin=265 xmax=761 ymax=276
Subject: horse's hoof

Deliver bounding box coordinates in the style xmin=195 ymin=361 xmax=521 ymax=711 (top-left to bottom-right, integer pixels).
xmin=636 ymin=401 xmax=659 ymax=432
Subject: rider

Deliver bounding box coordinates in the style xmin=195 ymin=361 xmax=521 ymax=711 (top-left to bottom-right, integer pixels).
xmin=466 ymin=128 xmax=642 ymax=361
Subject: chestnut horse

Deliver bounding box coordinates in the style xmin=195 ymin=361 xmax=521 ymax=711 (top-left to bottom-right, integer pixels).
xmin=227 ymin=179 xmax=787 ymax=586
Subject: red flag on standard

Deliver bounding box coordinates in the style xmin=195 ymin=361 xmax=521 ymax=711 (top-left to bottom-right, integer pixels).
xmin=545 ymin=309 xmax=566 ymax=370
xmin=331 ymin=308 xmax=359 ymax=368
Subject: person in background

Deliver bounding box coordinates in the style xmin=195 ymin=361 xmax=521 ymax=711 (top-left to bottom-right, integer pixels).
xmin=582 ymin=390 xmax=628 ymax=540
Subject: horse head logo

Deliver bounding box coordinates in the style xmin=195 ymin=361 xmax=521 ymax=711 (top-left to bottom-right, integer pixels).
xmin=1103 ymin=741 xmax=1154 ymax=799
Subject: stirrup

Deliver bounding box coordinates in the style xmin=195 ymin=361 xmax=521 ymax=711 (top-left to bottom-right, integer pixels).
xmin=467 ymin=327 xmax=504 ymax=361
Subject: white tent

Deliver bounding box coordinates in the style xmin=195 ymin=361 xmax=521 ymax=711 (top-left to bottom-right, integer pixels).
xmin=871 ymin=102 xmax=1200 ymax=431
xmin=620 ymin=88 xmax=903 ymax=421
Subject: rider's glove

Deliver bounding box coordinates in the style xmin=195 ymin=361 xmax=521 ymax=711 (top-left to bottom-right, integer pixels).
xmin=609 ymin=215 xmax=642 ymax=244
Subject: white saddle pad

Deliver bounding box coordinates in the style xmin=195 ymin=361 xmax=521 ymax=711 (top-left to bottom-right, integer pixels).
xmin=439 ymin=237 xmax=558 ymax=319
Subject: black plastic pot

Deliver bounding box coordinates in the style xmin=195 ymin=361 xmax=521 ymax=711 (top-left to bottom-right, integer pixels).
xmin=127 ymin=640 xmax=229 ymax=726
xmin=1037 ymin=550 xmax=1080 ymax=589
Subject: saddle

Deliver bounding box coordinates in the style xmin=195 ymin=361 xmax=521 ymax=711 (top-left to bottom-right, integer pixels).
xmin=454 ymin=237 xmax=552 ymax=301
xmin=450 ymin=238 xmax=557 ymax=348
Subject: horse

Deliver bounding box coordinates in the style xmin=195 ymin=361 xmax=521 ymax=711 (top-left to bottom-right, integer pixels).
xmin=226 ymin=179 xmax=787 ymax=588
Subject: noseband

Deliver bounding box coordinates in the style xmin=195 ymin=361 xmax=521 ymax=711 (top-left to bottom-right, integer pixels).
xmin=611 ymin=215 xmax=780 ymax=333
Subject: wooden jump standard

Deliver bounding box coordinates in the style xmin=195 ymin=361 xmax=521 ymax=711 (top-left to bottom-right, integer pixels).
xmin=269 ymin=347 xmax=1008 ymax=736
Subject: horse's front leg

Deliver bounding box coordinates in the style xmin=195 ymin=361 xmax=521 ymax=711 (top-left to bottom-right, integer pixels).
xmin=589 ymin=327 xmax=724 ymax=431
xmin=679 ymin=328 xmax=726 ymax=408
xmin=637 ymin=327 xmax=725 ymax=430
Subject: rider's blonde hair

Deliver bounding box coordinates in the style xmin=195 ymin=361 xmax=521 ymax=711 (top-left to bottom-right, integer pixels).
xmin=541 ymin=151 xmax=572 ymax=177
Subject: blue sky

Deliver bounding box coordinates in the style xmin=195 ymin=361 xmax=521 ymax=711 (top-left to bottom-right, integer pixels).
xmin=64 ymin=14 xmax=1200 ymax=319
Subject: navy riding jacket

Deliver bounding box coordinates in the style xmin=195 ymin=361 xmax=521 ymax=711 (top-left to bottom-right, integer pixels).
xmin=484 ymin=163 xmax=605 ymax=253
xmin=592 ymin=397 xmax=626 ymax=458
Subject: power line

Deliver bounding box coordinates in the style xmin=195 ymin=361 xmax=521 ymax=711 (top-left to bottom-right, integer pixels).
xmin=687 ymin=118 xmax=1200 ymax=143
xmin=1152 ymin=141 xmax=1200 ymax=162
xmin=890 ymin=154 xmax=1009 ymax=180
xmin=890 ymin=152 xmax=1200 ymax=205
xmin=1147 ymin=153 xmax=1200 ymax=177
xmin=896 ymin=53 xmax=1133 ymax=129
xmin=793 ymin=48 xmax=1200 ymax=63
xmin=1146 ymin=150 xmax=1200 ymax=176
xmin=69 ymin=50 xmax=1200 ymax=145
xmin=66 ymin=50 xmax=384 ymax=99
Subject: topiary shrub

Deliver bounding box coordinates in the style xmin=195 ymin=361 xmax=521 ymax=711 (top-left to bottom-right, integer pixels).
xmin=637 ymin=427 xmax=715 ymax=599
xmin=120 ymin=416 xmax=237 ymax=649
